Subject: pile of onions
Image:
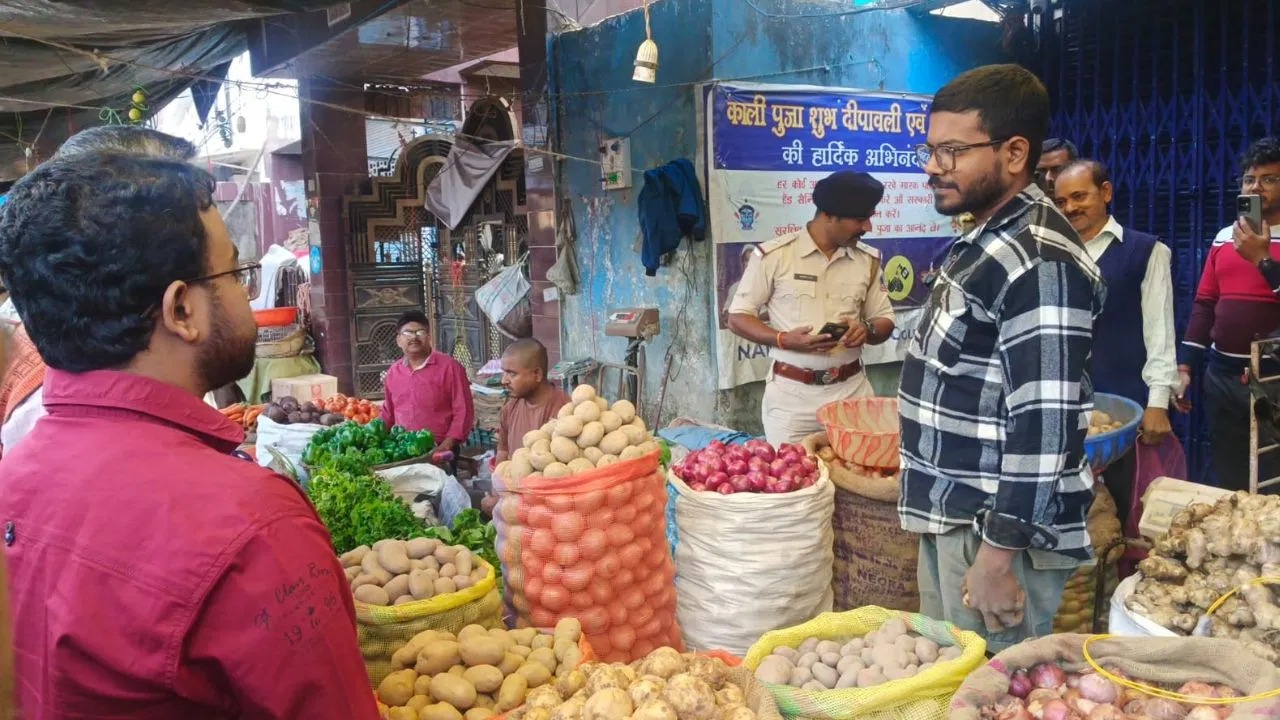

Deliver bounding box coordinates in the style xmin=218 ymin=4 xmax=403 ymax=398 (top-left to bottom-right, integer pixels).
xmin=980 ymin=663 xmax=1241 ymax=720
xmin=672 ymin=439 xmax=818 ymax=494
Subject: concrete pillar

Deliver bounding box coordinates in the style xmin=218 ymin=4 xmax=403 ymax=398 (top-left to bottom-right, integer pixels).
xmin=298 ymin=78 xmax=367 ymax=394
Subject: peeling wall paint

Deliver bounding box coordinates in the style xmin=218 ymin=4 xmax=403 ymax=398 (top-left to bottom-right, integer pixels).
xmin=550 ymin=0 xmax=1005 ymax=432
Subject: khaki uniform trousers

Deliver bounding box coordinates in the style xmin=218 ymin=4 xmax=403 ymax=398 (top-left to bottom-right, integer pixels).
xmin=761 ymin=369 xmax=873 ymax=447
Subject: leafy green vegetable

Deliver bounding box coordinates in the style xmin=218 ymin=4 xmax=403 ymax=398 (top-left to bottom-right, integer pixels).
xmin=426 ymin=508 xmax=500 ymax=578
xmin=659 ymin=438 xmax=672 ymax=468
xmin=307 ymin=459 xmax=427 ymax=553
xmin=302 ymin=419 xmax=434 ymax=468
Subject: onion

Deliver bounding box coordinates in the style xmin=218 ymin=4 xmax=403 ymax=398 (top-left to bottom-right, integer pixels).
xmin=1040 ymin=700 xmax=1070 ymax=720
xmin=730 ymin=475 xmax=751 ymax=492
xmin=774 ymin=479 xmax=796 ymax=493
xmin=688 ymin=482 xmax=706 ymax=492
xmin=745 ymin=439 xmax=776 ymax=461
xmin=1183 ymin=708 xmax=1219 ymax=720
xmin=1029 ymin=663 xmax=1067 ymax=690
xmin=716 ymin=484 xmax=735 ymax=495
xmin=1177 ymin=682 xmax=1215 ymax=699
xmin=1007 ymin=670 xmax=1033 ymax=699
xmin=799 ymin=457 xmax=818 ymax=474
xmin=769 ymin=458 xmax=789 ymax=476
xmin=1211 ymin=685 xmax=1241 ymax=700
xmin=708 ymin=440 xmax=727 ymax=453
xmin=1087 ymin=705 xmax=1126 ymax=720
xmin=1026 ymin=689 xmax=1060 ymax=705
xmin=748 ymin=456 xmax=769 ymax=472
xmin=707 ymin=472 xmax=729 ymax=490
xmin=1077 ymin=673 xmax=1118 ymax=703
xmin=724 ymin=458 xmax=749 ymax=476
xmin=1142 ymin=698 xmax=1188 ymax=720
xmin=746 ymin=472 xmax=767 ymax=492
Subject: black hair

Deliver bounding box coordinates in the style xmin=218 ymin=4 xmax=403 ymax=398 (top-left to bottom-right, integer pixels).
xmin=56 ymin=125 xmax=198 ymax=162
xmin=1042 ymin=138 xmax=1079 ymax=160
xmin=1059 ymin=158 xmax=1110 ymax=187
xmin=1240 ymin=137 xmax=1280 ymax=173
xmin=0 ymin=153 xmax=215 ymax=372
xmin=932 ymin=64 xmax=1050 ymax=173
xmin=396 ymin=310 xmax=431 ymax=331
xmin=502 ymin=338 xmax=549 ymax=375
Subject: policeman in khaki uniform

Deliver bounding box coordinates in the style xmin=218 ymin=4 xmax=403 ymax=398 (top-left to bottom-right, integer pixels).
xmin=727 ymin=170 xmax=895 ymax=445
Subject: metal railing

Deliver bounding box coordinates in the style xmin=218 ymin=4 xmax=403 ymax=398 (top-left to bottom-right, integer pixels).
xmin=1249 ymin=337 xmax=1280 ymax=493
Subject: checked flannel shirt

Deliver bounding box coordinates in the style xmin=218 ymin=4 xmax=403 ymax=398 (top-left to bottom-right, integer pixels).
xmin=898 ymin=184 xmax=1105 ymax=561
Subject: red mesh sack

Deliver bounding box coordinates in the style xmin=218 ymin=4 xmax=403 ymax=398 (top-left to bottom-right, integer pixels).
xmin=494 ymin=450 xmax=682 ymax=663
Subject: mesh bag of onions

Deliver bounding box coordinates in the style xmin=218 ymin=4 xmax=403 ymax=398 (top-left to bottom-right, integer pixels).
xmin=493 ymin=448 xmax=681 ymax=663
xmin=948 ymin=633 xmax=1280 ymax=720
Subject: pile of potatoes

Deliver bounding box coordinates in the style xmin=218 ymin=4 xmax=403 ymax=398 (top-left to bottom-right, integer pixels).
xmin=342 ymin=538 xmax=488 ymax=606
xmin=753 ymin=618 xmax=963 ymax=690
xmin=507 ymin=646 xmax=757 ymax=720
xmin=376 ymin=619 xmax=585 ymax=720
xmin=1087 ymin=410 xmax=1125 ymax=436
xmin=498 ymin=385 xmax=660 ymax=481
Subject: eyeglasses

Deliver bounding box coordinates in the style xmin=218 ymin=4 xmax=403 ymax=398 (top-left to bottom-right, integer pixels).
xmin=399 ymin=329 xmax=429 ymax=338
xmin=187 ymin=261 xmax=262 ymax=300
xmin=1240 ymin=174 xmax=1280 ymax=190
xmin=915 ymin=137 xmax=1010 ymax=171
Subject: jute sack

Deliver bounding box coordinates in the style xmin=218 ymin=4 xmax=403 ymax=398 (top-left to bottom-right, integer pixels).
xmin=804 ymin=432 xmax=919 ymax=613
xmin=356 ymin=560 xmax=504 ymax=685
xmin=949 ymin=634 xmax=1280 ymax=719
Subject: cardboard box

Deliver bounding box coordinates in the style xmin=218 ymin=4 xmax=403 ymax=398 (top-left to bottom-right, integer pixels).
xmin=271 ymin=373 xmax=338 ymax=403
xmin=1138 ymin=477 xmax=1232 ymax=539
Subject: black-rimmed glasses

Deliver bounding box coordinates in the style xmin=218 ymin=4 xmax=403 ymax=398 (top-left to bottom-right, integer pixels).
xmin=915 ymin=137 xmax=1011 ymax=171
xmin=187 ymin=261 xmax=263 ymax=300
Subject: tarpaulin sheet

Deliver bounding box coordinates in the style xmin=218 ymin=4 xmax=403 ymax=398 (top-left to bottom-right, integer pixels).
xmin=0 ymin=1 xmax=344 ymax=181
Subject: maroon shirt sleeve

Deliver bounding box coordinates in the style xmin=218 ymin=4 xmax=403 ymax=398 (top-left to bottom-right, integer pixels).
xmin=381 ymin=364 xmax=398 ymax=428
xmin=446 ymin=360 xmax=475 ymax=444
xmin=1182 ymin=245 xmax=1221 ymax=367
xmin=177 ymin=516 xmax=379 ymax=720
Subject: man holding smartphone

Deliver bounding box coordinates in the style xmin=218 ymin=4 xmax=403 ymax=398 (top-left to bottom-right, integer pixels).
xmin=726 ymin=170 xmax=896 ymax=446
xmin=1182 ymin=136 xmax=1280 ymax=491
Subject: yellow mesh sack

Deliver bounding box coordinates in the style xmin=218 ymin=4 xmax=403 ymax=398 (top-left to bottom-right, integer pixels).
xmin=742 ymin=606 xmax=987 ymax=720
xmin=356 ymin=561 xmax=504 ymax=685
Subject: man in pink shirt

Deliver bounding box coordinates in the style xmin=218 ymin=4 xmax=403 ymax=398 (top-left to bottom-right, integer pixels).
xmin=381 ymin=310 xmax=476 ymax=453
xmin=0 ymin=149 xmax=378 ymax=718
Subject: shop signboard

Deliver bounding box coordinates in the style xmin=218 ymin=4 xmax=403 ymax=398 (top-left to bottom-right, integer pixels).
xmin=706 ymin=82 xmax=961 ymax=390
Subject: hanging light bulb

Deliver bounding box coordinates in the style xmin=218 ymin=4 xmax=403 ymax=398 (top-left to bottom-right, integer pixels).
xmin=632 ymin=0 xmax=657 ymax=83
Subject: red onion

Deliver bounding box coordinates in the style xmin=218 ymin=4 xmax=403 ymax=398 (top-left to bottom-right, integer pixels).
xmin=708 ymin=440 xmax=727 ymax=453
xmin=1087 ymin=706 xmax=1126 ymax=720
xmin=1076 ymin=673 xmax=1118 ymax=703
xmin=1142 ymin=698 xmax=1188 ymax=720
xmin=1007 ymin=670 xmax=1033 ymax=698
xmin=774 ymin=479 xmax=796 ymax=493
xmin=724 ymin=458 xmax=749 ymax=476
xmin=729 ymin=475 xmax=751 ymax=492
xmin=716 ymin=483 xmax=735 ymax=495
xmin=688 ymin=482 xmax=707 ymax=492
xmin=1029 ymin=663 xmax=1067 ymax=690
xmin=745 ymin=439 xmax=776 ymax=461
xmin=1065 ymin=673 xmax=1082 ymax=690
xmin=799 ymin=456 xmax=818 ymax=473
xmin=1039 ymin=699 xmax=1070 ymax=720
xmin=1212 ymin=685 xmax=1241 ymax=699
xmin=1177 ymin=682 xmax=1215 ymax=699
xmin=707 ymin=472 xmax=729 ymax=490
xmin=769 ymin=458 xmax=789 ymax=476
xmin=1026 ymin=689 xmax=1060 ymax=705
xmin=1184 ymin=708 xmax=1219 ymax=720
xmin=748 ymin=455 xmax=769 ymax=472
xmin=745 ymin=470 xmax=768 ymax=490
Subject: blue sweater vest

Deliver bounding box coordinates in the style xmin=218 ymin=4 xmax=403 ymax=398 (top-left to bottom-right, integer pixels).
xmin=1091 ymin=228 xmax=1159 ymax=408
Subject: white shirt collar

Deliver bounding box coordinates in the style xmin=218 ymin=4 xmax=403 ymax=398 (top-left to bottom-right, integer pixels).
xmin=1093 ymin=216 xmax=1125 ymax=243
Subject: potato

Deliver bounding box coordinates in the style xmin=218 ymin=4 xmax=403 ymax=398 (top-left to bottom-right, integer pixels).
xmin=496 ymin=673 xmax=530 ymax=712
xmin=498 ymin=651 xmax=525 ymax=675
xmin=378 ymin=669 xmax=418 ymax=706
xmin=554 ymin=417 xmax=585 ymax=440
xmin=811 ymin=663 xmax=838 ymax=689
xmin=343 ymin=565 xmax=362 ymax=582
xmin=596 ymin=455 xmax=620 ymax=467
xmin=433 ymin=673 xmax=480 ymax=709
xmin=721 ymin=706 xmax=756 ymax=720
xmin=516 ymin=661 xmax=552 ymax=687
xmin=422 ymin=703 xmax=465 ymax=720
xmin=620 ymin=424 xmax=647 ymax=446
xmin=466 ymin=710 xmax=496 ymax=720
xmin=685 ymin=656 xmax=727 ymax=688
xmin=620 ymin=445 xmax=645 ymax=461
xmin=408 ymin=695 xmax=432 ymax=711
xmin=628 ymin=677 xmax=666 ymax=706
xmin=525 ymin=685 xmax=563 ymax=710
xmin=361 ymin=551 xmax=394 ymax=585
xmin=556 ymin=668 xmax=587 ymax=699
xmin=384 ymin=573 xmax=412 ymax=600
xmin=508 ymin=455 xmax=534 ymax=481
xmin=387 ymin=708 xmax=418 ymax=720
xmin=753 ymin=655 xmax=792 ymax=685
xmin=434 ymin=577 xmax=458 ymax=595
xmin=511 ymin=627 xmax=539 ymax=646
xmin=582 ymin=447 xmax=605 ymax=464
xmin=351 ymin=572 xmax=379 ymax=590
xmin=913 ymin=637 xmax=940 ymax=664
xmin=661 ymin=674 xmax=716 ymax=720
xmin=415 ymin=673 xmax=434 ymax=696
xmin=772 ymin=646 xmax=799 ymax=662
xmin=814 ymin=640 xmax=841 ymax=657
xmin=789 ymin=666 xmax=812 ymax=687
xmin=530 ymin=450 xmax=556 ymax=472
xmin=637 ymin=440 xmax=661 ymax=456
xmin=459 ymin=666 xmax=504 ymax=696
xmin=612 ymin=399 xmax=637 ymax=423
xmin=340 ymin=545 xmax=371 ymax=567
xmin=577 ymin=421 xmax=606 ymax=449
xmin=567 ymin=458 xmax=596 ymax=474
xmin=408 ymin=569 xmax=437 ymax=600
xmin=574 ymin=401 xmax=602 ymax=423
xmin=542 ymin=462 xmax=570 ymax=479
xmin=586 ymin=666 xmax=630 ymax=695
xmin=550 ymin=436 xmax=581 ymax=463
xmin=596 ymin=410 xmax=622 ymax=434
xmin=639 ymin=647 xmax=686 ymax=679
xmin=550 ymin=696 xmax=587 ymax=720
xmin=836 ymin=655 xmax=862 ymax=675
xmin=528 ymin=647 xmax=559 ymax=675
xmin=584 ymin=688 xmax=633 ymax=720
xmin=554 ymin=618 xmax=582 ymax=645
xmin=354 ymin=584 xmax=391 ymax=605
xmin=855 ymin=667 xmax=887 ymax=688
xmin=440 ymin=562 xmax=458 ymax=578
xmin=417 ymin=640 xmax=463 ymax=675
xmin=598 ymin=430 xmax=629 ymax=457
xmin=571 ymin=384 xmax=597 ymax=404
xmin=458 ymin=636 xmax=505 ymax=668
xmin=474 ymin=695 xmax=495 ymax=710
xmin=495 ymin=461 xmax=512 ymax=481
xmin=377 ymin=541 xmax=413 ymax=575
xmin=715 ymin=686 xmax=744 ymax=707
xmin=524 ymin=429 xmax=552 ymax=448
xmin=454 ymin=550 xmax=474 ymax=577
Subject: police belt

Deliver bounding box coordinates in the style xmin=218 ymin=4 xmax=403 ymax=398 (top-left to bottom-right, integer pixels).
xmin=772 ymin=359 xmax=863 ymax=386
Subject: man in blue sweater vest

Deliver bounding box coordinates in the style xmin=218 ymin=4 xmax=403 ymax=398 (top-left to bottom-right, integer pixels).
xmin=1053 ymin=160 xmax=1182 ymax=527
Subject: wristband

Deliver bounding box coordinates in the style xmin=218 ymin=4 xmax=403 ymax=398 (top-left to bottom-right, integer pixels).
xmin=776 ymin=332 xmax=785 ymax=349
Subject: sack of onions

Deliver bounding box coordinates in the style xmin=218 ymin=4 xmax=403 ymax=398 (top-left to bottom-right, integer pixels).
xmin=948 ymin=634 xmax=1280 ymax=720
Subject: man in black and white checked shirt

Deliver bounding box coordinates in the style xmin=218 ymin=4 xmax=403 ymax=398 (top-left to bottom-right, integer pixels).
xmin=898 ymin=65 xmax=1105 ymax=652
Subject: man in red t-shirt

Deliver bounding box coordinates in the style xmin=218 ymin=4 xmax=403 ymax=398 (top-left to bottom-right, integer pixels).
xmin=1181 ymin=136 xmax=1280 ymax=491
xmin=381 ymin=311 xmax=475 ymax=453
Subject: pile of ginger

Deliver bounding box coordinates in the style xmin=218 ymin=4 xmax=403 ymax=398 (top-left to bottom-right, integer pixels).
xmin=1125 ymin=491 xmax=1280 ymax=663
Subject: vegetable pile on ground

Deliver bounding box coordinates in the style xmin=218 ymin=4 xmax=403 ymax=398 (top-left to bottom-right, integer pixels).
xmin=374 ymin=619 xmax=585 ymax=720
xmin=342 ymin=538 xmax=490 ymax=606
xmin=304 ymin=418 xmax=435 ymax=467
xmin=219 ymin=403 xmax=265 ymax=431
xmin=672 ymin=439 xmax=818 ymax=494
xmin=498 ymin=385 xmax=658 ymax=481
xmin=263 ymin=395 xmax=346 ymax=426
xmin=315 ymin=393 xmax=382 ymax=424
xmin=1124 ymin=491 xmax=1280 ymax=662
xmin=424 ymin=509 xmax=500 ymax=580
xmin=753 ymin=617 xmax=962 ymax=690
xmin=308 ymin=456 xmax=428 ymax=554
xmin=508 ymin=646 xmax=756 ymax=720
xmin=984 ymin=662 xmax=1242 ymax=720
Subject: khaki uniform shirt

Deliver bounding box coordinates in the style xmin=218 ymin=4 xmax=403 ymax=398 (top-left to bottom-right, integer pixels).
xmin=727 ymin=228 xmax=894 ymax=371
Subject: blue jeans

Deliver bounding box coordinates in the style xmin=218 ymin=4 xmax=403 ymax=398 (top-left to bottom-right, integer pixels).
xmin=917 ymin=526 xmax=1080 ymax=654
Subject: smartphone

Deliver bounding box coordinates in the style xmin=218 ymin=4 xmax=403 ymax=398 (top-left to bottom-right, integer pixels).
xmin=1239 ymin=194 xmax=1264 ymax=233
xmin=818 ymin=322 xmax=849 ymax=338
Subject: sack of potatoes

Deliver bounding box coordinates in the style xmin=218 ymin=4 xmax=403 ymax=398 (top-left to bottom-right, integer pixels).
xmin=375 ymin=618 xmax=586 ymax=720
xmin=497 ymin=385 xmax=660 ymax=483
xmin=342 ymin=537 xmax=490 ymax=606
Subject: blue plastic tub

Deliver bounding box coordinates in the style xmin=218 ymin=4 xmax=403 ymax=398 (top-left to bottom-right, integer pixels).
xmin=1084 ymin=392 xmax=1143 ymax=473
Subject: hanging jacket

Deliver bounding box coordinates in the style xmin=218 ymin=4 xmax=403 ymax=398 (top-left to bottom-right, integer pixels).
xmin=637 ymin=158 xmax=706 ymax=276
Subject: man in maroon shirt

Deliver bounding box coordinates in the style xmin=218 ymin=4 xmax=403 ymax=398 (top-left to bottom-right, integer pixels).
xmin=1181 ymin=136 xmax=1280 ymax=491
xmin=381 ymin=310 xmax=475 ymax=453
xmin=0 ymin=150 xmax=378 ymax=718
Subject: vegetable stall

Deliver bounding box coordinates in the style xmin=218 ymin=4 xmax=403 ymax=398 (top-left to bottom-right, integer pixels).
xmin=277 ymin=383 xmax=1280 ymax=720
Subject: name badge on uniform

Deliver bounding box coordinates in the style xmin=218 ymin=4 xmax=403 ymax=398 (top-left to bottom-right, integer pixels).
xmin=793 ymin=273 xmax=818 ymax=282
